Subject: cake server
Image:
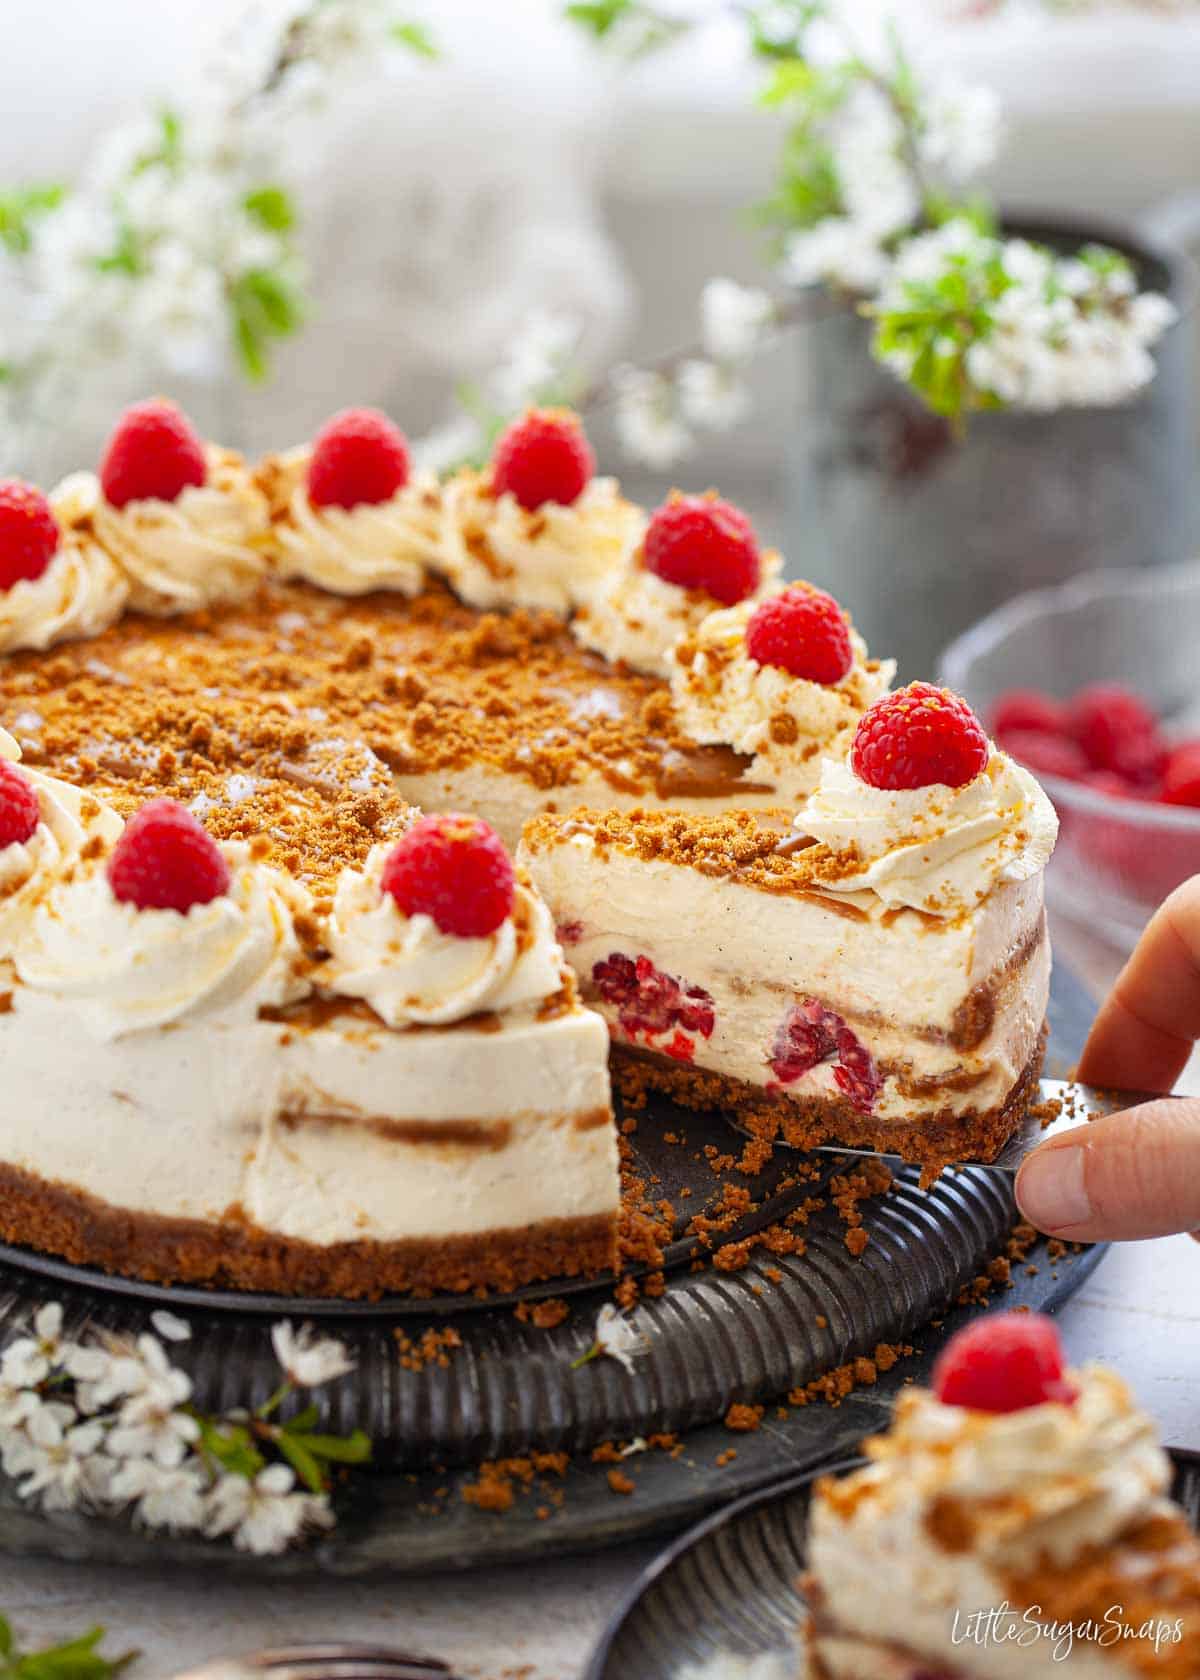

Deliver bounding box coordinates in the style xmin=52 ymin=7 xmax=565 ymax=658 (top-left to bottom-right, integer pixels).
xmin=755 ymin=1078 xmax=1180 ymax=1175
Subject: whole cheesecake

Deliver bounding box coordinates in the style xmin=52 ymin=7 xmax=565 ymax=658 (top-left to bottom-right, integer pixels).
xmin=0 ymin=403 xmax=1056 ymax=1297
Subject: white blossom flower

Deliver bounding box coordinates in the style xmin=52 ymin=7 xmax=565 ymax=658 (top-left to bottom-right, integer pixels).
xmin=109 ymin=1457 xmax=210 ymax=1533
xmin=677 ymin=360 xmax=751 ymax=432
xmin=611 ymin=366 xmax=693 ymax=468
xmin=700 ymin=279 xmax=774 ymax=363
xmin=104 ymin=1337 xmax=198 ymax=1467
xmin=592 ymin=1302 xmax=649 ymax=1373
xmin=782 ymin=216 xmax=892 ymax=295
xmin=205 ymin=1464 xmax=334 ymax=1555
xmin=4 ymin=1400 xmax=105 ymax=1512
xmin=150 ymin=1311 xmax=193 ymax=1345
xmin=1 ymin=1303 xmax=69 ymax=1388
xmin=489 ymin=310 xmax=584 ymax=416
xmin=918 ymin=75 xmax=1003 ymax=182
xmin=271 ymin=1322 xmax=355 ymax=1388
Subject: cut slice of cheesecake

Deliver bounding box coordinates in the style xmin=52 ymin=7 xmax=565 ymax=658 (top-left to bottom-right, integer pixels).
xmin=803 ymin=1314 xmax=1200 ymax=1677
xmin=520 ymin=724 xmax=1057 ymax=1174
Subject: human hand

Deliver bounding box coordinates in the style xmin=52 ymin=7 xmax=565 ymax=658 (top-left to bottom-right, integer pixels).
xmin=1015 ymin=881 xmax=1200 ymax=1243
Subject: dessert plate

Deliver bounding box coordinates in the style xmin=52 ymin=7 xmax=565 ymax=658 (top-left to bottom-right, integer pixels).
xmin=0 ymin=1231 xmax=1106 ymax=1579
xmin=585 ymin=1447 xmax=1200 ymax=1680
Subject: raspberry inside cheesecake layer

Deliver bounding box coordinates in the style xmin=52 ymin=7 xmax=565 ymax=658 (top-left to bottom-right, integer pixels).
xmin=520 ymin=808 xmax=1051 ymax=1172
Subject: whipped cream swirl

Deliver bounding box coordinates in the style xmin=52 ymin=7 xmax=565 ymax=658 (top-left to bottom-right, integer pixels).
xmin=322 ymin=842 xmax=565 ymax=1027
xmin=0 ymin=474 xmax=129 ymax=654
xmin=797 ymin=751 xmax=1058 ymax=917
xmin=866 ymin=1368 xmax=1172 ymax=1570
xmin=263 ymin=446 xmax=439 ymax=597
xmin=433 ymin=471 xmax=644 ymax=616
xmin=670 ymin=594 xmax=894 ymax=801
xmin=0 ymin=731 xmax=123 ymax=958
xmin=17 ymin=843 xmax=310 ymax=1039
xmin=89 ymin=448 xmax=271 ymax=615
xmin=572 ymin=548 xmax=782 ymax=679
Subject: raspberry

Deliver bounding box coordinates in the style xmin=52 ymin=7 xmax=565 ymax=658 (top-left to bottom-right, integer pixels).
xmin=0 ymin=761 xmax=40 ymax=849
xmin=768 ymin=1000 xmax=881 ymax=1114
xmin=490 ymin=409 xmax=594 ymax=512
xmin=107 ymin=798 xmax=231 ymax=913
xmin=851 ymin=683 xmax=990 ymax=792
xmin=997 ymin=729 xmax=1088 ymax=782
xmin=642 ymin=491 xmax=761 ymax=605
xmin=0 ymin=480 xmax=61 ymax=590
xmin=99 ymin=400 xmax=207 ymax=510
xmin=1162 ymin=742 xmax=1200 ymax=808
xmin=591 ymin=952 xmax=715 ymax=1044
xmin=932 ymin=1312 xmax=1076 ymax=1414
xmin=307 ymin=408 xmax=411 ymax=510
xmin=1069 ymin=683 xmax=1166 ymax=784
xmin=745 ymin=585 xmax=852 ymax=685
xmin=989 ymin=688 xmax=1067 ymax=738
xmin=381 ymin=813 xmax=515 ymax=938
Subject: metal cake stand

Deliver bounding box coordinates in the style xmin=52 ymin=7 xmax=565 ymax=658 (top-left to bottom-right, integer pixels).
xmin=0 ymin=964 xmax=1106 ymax=1574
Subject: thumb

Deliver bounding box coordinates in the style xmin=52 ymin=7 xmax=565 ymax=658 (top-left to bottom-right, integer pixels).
xmin=1015 ymin=1099 xmax=1200 ymax=1242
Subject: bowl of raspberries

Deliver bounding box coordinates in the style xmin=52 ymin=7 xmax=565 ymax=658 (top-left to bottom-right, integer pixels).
xmin=940 ymin=560 xmax=1200 ymax=948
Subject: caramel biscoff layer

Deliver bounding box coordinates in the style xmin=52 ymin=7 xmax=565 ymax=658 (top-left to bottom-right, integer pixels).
xmin=0 ymin=581 xmax=756 ymax=893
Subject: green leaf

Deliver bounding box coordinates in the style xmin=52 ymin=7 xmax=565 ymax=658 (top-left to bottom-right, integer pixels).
xmin=277 ymin=1434 xmax=326 ymax=1495
xmin=235 ymin=269 xmax=304 ymax=337
xmin=564 ymin=0 xmax=633 ymax=37
xmin=0 ymin=1618 xmax=13 ymax=1659
xmin=193 ymin=1414 xmax=266 ymax=1479
xmin=0 ymin=184 xmax=65 ymax=255
xmin=94 ymin=221 xmax=143 ymax=277
xmin=242 ymin=185 xmax=296 ymax=233
xmin=9 ymin=1626 xmax=138 ymax=1680
xmin=391 ymin=21 xmax=438 ymax=59
xmin=285 ymin=1403 xmax=321 ymax=1433
xmin=295 ymin=1429 xmax=373 ymax=1466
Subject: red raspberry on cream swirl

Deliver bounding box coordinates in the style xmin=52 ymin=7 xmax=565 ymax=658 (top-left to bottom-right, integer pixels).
xmin=796 ymin=745 xmax=1058 ymax=918
xmin=15 ymin=835 xmax=310 ymax=1040
xmin=0 ymin=728 xmax=123 ymax=960
xmin=321 ymin=837 xmax=566 ymax=1028
xmin=670 ymin=585 xmax=894 ymax=801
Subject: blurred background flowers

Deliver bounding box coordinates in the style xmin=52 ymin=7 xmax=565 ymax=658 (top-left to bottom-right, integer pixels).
xmin=2 ymin=0 xmax=1199 ymax=673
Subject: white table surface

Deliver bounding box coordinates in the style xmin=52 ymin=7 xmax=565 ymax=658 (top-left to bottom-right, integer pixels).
xmin=3 ymin=912 xmax=1198 ymax=1680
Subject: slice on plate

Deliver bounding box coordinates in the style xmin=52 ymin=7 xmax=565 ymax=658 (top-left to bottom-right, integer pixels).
xmin=804 ymin=1312 xmax=1200 ymax=1677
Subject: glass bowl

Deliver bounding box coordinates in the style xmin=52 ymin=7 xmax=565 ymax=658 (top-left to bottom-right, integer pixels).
xmin=939 ymin=561 xmax=1200 ymax=951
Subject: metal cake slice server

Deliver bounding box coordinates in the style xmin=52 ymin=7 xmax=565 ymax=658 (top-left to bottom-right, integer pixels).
xmin=755 ymin=1079 xmax=1180 ymax=1175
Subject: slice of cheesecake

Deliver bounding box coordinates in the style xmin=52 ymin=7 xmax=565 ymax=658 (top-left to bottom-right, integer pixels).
xmin=803 ymin=1313 xmax=1200 ymax=1677
xmin=520 ymin=688 xmax=1057 ymax=1175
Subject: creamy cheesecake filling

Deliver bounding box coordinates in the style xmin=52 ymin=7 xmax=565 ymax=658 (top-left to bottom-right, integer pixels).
xmin=0 ymin=992 xmax=614 ymax=1249
xmin=521 ymin=826 xmax=1049 ymax=1129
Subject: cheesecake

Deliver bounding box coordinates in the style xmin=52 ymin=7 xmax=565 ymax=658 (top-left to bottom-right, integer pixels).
xmin=0 ymin=734 xmax=616 ymax=1298
xmin=0 ymin=399 xmax=1056 ymax=1294
xmin=803 ymin=1313 xmax=1200 ymax=1677
xmin=520 ymin=688 xmax=1057 ymax=1173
